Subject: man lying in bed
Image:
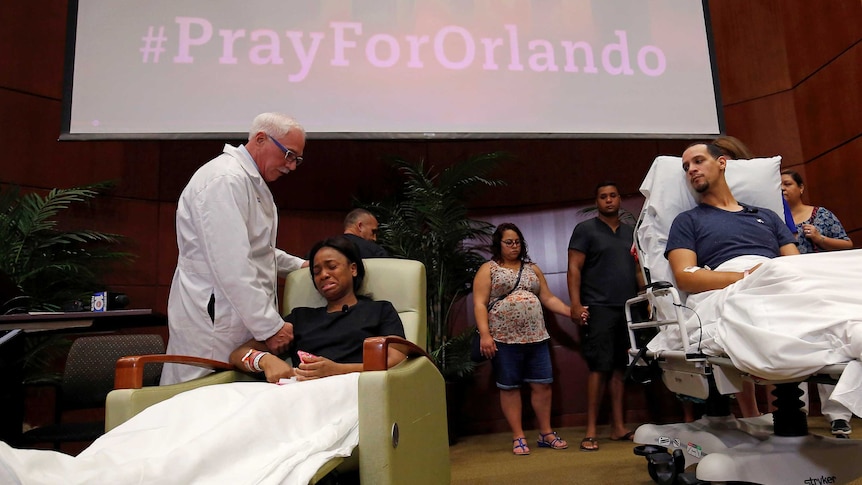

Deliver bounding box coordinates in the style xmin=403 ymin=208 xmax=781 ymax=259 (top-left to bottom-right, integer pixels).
xmin=665 ymin=142 xmax=798 ymax=294
xmin=663 ymin=142 xmax=799 ymax=418
xmin=661 ymin=142 xmax=862 ymax=427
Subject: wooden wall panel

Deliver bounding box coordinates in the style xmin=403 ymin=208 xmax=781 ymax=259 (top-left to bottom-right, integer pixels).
xmin=708 ymin=0 xmax=791 ymax=104
xmin=780 ymin=0 xmax=862 ymax=84
xmin=109 ymin=285 xmax=160 ymax=316
xmin=156 ymin=140 xmax=236 ymax=202
xmin=271 ymin=139 xmax=429 ymax=211
xmin=721 ymin=91 xmax=803 ymax=162
xmin=0 ymin=1 xmax=67 ymax=98
xmin=154 ymin=285 xmax=170 ymax=316
xmin=59 ymin=196 xmax=160 ymax=286
xmin=158 ymin=202 xmax=179 ymax=287
xmin=426 ymin=139 xmax=679 ymax=209
xmin=794 ymin=43 xmax=862 ymax=160
xmin=276 ymin=210 xmax=345 ymax=258
xmin=0 ymin=91 xmax=161 ymax=200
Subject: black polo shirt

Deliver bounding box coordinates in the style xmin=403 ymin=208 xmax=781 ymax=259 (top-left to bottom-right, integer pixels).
xmin=568 ymin=217 xmax=638 ymax=306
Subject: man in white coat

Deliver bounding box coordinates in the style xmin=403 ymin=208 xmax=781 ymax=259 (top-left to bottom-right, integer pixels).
xmin=161 ymin=113 xmax=309 ymax=385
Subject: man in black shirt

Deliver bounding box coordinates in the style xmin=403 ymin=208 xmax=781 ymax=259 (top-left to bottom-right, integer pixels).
xmin=567 ymin=181 xmax=639 ymax=451
xmin=343 ymin=208 xmax=389 ymax=259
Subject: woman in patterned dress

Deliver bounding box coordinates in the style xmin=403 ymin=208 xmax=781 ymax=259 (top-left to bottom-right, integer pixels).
xmin=472 ymin=223 xmax=572 ymax=455
xmin=781 ymin=169 xmax=853 ymax=254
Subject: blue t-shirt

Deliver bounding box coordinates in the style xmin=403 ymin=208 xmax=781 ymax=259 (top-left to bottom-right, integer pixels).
xmin=665 ymin=203 xmax=796 ymax=270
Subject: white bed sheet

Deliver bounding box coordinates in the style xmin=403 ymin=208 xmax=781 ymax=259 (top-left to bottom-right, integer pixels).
xmin=647 ymin=250 xmax=862 ymax=417
xmin=0 ymin=373 xmax=360 ymax=485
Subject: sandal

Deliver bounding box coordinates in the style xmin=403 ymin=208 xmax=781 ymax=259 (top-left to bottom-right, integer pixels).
xmin=537 ymin=431 xmax=568 ymax=450
xmin=609 ymin=430 xmax=635 ymax=441
xmin=513 ymin=437 xmax=530 ymax=455
xmin=579 ymin=436 xmax=599 ymax=452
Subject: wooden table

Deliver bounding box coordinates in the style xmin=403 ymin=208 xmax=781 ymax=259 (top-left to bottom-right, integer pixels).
xmin=0 ymin=309 xmax=164 ymax=332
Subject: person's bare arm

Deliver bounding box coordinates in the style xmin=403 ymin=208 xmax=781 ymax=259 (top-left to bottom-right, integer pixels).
xmin=293 ymin=357 xmax=360 ymax=381
xmin=801 ymin=224 xmax=852 ymax=251
xmin=635 ymin=257 xmax=646 ymax=290
xmin=779 ymin=243 xmax=801 ymax=256
xmin=471 ymin=262 xmax=497 ymax=359
xmin=229 ymin=339 xmax=294 ymax=383
xmin=533 ymin=264 xmax=571 ymax=318
xmin=566 ymin=249 xmax=589 ymax=325
xmin=668 ymin=248 xmax=747 ymax=293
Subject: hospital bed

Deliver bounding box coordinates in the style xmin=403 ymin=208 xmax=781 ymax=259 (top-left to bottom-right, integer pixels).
xmin=624 ymin=155 xmax=862 ymax=485
xmin=105 ymin=258 xmax=450 ymax=485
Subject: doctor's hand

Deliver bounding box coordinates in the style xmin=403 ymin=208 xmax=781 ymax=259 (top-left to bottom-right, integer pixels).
xmin=265 ymin=322 xmax=294 ymax=354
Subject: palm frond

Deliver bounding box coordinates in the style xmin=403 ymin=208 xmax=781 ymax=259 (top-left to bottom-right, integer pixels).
xmin=361 ymin=153 xmax=508 ymax=379
xmin=0 ymin=182 xmax=134 ymax=379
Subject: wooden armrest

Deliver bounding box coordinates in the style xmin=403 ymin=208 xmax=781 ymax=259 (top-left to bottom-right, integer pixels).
xmin=114 ymin=354 xmax=233 ymax=389
xmin=362 ymin=336 xmax=430 ymax=371
xmin=115 ymin=337 xmax=427 ymax=389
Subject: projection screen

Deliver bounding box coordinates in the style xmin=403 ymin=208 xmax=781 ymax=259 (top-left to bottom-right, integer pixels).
xmin=61 ymin=0 xmax=722 ymax=140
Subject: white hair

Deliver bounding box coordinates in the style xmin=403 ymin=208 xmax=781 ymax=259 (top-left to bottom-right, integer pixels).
xmin=248 ymin=113 xmax=305 ymax=141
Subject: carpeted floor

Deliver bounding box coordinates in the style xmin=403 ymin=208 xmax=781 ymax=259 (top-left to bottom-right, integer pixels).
xmin=449 ymin=417 xmax=862 ymax=485
xmin=450 ymin=424 xmax=654 ymax=484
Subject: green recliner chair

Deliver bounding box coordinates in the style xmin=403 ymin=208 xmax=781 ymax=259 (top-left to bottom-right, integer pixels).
xmin=105 ymin=258 xmax=450 ymax=485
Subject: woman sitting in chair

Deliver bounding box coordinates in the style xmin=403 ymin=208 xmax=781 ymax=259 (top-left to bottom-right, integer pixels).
xmin=230 ymin=235 xmax=407 ymax=382
xmin=0 ymin=237 xmax=412 ymax=485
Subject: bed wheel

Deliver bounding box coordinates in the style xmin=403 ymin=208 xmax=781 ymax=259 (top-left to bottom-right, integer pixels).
xmin=633 ymin=444 xmax=669 ymax=456
xmin=675 ymin=471 xmax=708 ymax=484
xmin=645 ymin=448 xmax=686 ymax=485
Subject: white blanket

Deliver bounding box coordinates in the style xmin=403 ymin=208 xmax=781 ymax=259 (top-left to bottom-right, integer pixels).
xmin=0 ymin=373 xmax=360 ymax=485
xmin=647 ymin=250 xmax=862 ymax=416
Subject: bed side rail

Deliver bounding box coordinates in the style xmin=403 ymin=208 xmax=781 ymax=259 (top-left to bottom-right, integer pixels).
xmin=625 ymin=281 xmax=706 ymax=362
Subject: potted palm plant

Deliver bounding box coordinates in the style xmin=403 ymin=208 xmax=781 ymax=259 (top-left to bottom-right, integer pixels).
xmin=0 ymin=182 xmax=134 ymax=442
xmin=366 ymin=153 xmax=507 ymax=442
xmin=0 ymin=183 xmax=130 ymax=314
xmin=0 ymin=182 xmax=132 ymax=378
xmin=368 ymin=153 xmax=506 ymax=379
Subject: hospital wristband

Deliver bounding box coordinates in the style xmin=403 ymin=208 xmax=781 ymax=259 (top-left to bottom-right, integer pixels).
xmin=252 ymin=351 xmax=269 ymax=372
xmin=241 ymin=348 xmax=255 ymax=372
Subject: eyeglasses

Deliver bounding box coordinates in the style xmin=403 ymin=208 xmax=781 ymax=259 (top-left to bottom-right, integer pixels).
xmin=502 ymin=239 xmax=521 ymax=247
xmin=268 ymin=134 xmax=304 ymax=166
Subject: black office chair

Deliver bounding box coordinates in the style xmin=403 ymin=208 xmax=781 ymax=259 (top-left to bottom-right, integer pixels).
xmin=18 ymin=333 xmax=165 ymax=450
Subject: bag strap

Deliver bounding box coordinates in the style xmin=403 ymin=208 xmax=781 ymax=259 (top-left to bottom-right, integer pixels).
xmin=487 ymin=262 xmax=525 ymax=311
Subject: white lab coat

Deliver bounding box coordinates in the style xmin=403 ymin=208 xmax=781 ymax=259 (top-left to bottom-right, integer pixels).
xmin=161 ymin=145 xmax=305 ymax=385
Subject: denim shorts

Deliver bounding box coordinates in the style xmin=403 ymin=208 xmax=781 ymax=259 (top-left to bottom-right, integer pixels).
xmin=492 ymin=340 xmax=553 ymax=390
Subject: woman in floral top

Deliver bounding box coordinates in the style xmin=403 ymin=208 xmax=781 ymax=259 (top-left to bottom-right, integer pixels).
xmin=781 ymin=168 xmax=856 ymax=439
xmin=781 ymin=169 xmax=853 ymax=254
xmin=472 ymin=222 xmax=572 ymax=455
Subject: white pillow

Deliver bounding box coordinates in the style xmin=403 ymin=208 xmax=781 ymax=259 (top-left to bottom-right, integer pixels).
xmin=636 ymin=155 xmax=783 ymax=288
